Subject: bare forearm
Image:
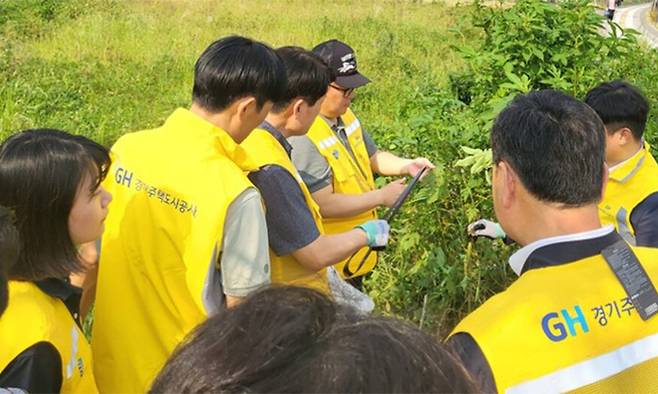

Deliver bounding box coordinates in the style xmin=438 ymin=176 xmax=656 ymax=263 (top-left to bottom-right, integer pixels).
xmin=370 ymin=150 xmax=411 ymax=176
xmin=225 ymin=295 xmax=243 ymax=308
xmin=314 ymin=189 xmax=382 ymax=218
xmin=292 ymin=229 xmax=368 ymax=271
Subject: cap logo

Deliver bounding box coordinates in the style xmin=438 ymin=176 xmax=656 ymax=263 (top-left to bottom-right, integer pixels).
xmin=338 ymin=53 xmax=356 ymax=74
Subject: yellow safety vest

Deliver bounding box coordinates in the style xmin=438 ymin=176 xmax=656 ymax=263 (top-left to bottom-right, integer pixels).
xmin=92 ymin=108 xmax=256 ymax=393
xmin=242 ymin=128 xmax=329 ymax=293
xmin=0 ymin=281 xmax=97 ymax=393
xmin=306 ymin=109 xmax=377 ymax=278
xmin=450 ymin=245 xmax=658 ymax=393
xmin=599 ymin=143 xmax=658 ymax=245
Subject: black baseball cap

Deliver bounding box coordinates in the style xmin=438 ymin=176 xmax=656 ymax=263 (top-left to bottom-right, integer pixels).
xmin=312 ymin=39 xmax=370 ymax=89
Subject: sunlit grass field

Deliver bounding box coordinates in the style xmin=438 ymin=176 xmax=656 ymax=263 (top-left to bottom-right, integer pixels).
xmin=1 ymin=0 xmax=467 ymax=145
xmin=1 ymin=0 xmax=478 ymax=334
xmin=7 ymin=0 xmax=655 ymax=336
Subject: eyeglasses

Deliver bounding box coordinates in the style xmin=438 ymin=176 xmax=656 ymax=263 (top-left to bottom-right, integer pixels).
xmin=329 ymin=84 xmax=355 ymax=97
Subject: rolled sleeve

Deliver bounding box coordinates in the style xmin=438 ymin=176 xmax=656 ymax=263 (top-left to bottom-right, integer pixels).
xmin=362 ymin=129 xmax=378 ymax=158
xmin=288 ymin=135 xmax=333 ymax=193
xmin=220 ymin=187 xmax=271 ymax=297
xmin=248 ymin=165 xmax=321 ymax=256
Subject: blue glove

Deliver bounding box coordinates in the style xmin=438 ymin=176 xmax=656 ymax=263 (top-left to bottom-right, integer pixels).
xmin=356 ymin=219 xmax=390 ymax=248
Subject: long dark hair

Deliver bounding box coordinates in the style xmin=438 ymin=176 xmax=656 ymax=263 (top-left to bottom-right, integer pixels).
xmin=0 ymin=205 xmax=19 ymax=315
xmin=0 ymin=129 xmax=110 ymax=281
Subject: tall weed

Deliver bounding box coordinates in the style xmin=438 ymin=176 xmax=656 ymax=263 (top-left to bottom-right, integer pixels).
xmin=2 ymin=0 xmax=658 ymax=337
xmin=367 ymin=0 xmax=658 ymax=336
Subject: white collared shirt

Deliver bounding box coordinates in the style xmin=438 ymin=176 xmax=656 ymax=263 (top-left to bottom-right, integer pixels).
xmin=508 ymin=225 xmax=616 ymax=276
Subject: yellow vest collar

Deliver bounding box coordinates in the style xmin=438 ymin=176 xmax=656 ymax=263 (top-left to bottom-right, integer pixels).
xmin=508 ymin=225 xmax=615 ymax=276
xmin=259 ymin=121 xmax=293 ymax=157
xmin=608 ymin=143 xmax=650 ymax=184
xmin=165 ymin=108 xmax=258 ymax=172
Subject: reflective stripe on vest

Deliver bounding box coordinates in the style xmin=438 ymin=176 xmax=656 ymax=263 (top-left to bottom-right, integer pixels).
xmin=92 ymin=108 xmax=254 ymax=393
xmin=450 ymin=245 xmax=658 ymax=393
xmin=306 ymin=109 xmax=377 ymax=278
xmin=242 ymin=128 xmax=329 ymax=293
xmin=0 ymin=281 xmax=98 ymax=393
xmin=599 ymin=144 xmax=658 ymax=246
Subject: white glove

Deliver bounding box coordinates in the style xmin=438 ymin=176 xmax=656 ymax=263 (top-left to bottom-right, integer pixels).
xmin=467 ymin=219 xmax=506 ymax=240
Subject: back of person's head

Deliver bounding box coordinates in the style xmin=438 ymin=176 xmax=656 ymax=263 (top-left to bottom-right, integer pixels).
xmin=0 ymin=129 xmax=110 ymax=281
xmin=150 ymin=286 xmax=478 ymax=393
xmin=584 ymin=80 xmax=649 ymax=140
xmin=492 ymin=89 xmax=606 ymax=207
xmin=0 ymin=205 xmax=19 ymax=316
xmin=192 ymin=35 xmax=287 ymax=113
xmin=271 ymin=46 xmax=334 ymax=113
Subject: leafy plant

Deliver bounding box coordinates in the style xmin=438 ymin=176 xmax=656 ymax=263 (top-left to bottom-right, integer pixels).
xmin=367 ymin=0 xmax=658 ymax=337
xmin=2 ymin=0 xmax=658 ymax=338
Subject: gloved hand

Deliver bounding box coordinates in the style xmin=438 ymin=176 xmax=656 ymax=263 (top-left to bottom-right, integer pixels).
xmin=356 ymin=219 xmax=390 ymax=248
xmin=467 ymin=219 xmax=506 ymax=241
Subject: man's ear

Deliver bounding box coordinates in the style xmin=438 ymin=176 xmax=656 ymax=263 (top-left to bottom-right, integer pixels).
xmin=618 ymin=127 xmax=634 ymax=146
xmin=608 ymin=126 xmax=633 ymax=146
xmin=235 ymin=96 xmax=258 ymax=118
xmin=291 ymin=98 xmax=306 ymax=116
xmin=498 ymin=161 xmax=517 ymax=210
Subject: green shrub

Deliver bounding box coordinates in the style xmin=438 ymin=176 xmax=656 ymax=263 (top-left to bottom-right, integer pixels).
xmin=366 ymin=0 xmax=658 ymax=337
xmin=2 ymin=0 xmax=658 ymax=338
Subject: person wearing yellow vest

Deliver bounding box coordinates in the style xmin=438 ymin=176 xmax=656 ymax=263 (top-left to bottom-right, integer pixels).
xmin=241 ymin=47 xmax=390 ymax=299
xmin=288 ymin=39 xmax=434 ymax=288
xmin=0 ymin=129 xmax=110 ymax=393
xmin=470 ymin=81 xmax=658 ymax=251
xmin=91 ymin=36 xmax=286 ymax=393
xmin=585 ymin=80 xmax=658 ymax=248
xmin=448 ymin=90 xmax=658 ymax=393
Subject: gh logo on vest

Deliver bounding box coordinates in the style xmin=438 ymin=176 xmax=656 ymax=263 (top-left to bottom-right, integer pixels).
xmin=115 ymin=167 xmax=133 ymax=187
xmin=541 ymin=305 xmax=590 ymax=342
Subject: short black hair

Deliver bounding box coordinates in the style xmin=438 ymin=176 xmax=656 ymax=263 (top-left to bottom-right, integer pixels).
xmin=0 ymin=129 xmax=111 ymax=281
xmin=192 ymin=35 xmax=287 ymax=112
xmin=584 ymin=80 xmax=649 ymax=140
xmin=492 ymin=90 xmax=606 ymax=206
xmin=0 ymin=205 xmax=19 ymax=316
xmin=271 ymin=46 xmax=334 ymax=113
xmin=150 ymin=286 xmax=478 ymax=393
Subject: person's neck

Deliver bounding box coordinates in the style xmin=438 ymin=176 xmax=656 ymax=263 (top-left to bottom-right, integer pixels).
xmin=320 ymin=110 xmax=338 ymax=125
xmin=264 ymin=113 xmax=292 ymax=138
xmin=511 ymin=202 xmax=602 ymax=247
xmin=608 ymin=139 xmax=644 ymax=167
xmin=189 ymin=103 xmax=240 ymax=142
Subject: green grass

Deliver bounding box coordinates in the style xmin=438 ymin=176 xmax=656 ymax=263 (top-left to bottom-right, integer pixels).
xmin=1 ymin=0 xmax=466 ymax=146
xmin=7 ymin=0 xmax=658 ymax=339
xmin=1 ymin=0 xmax=474 ymax=335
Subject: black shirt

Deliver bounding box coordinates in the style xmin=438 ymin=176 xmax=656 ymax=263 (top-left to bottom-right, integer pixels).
xmin=0 ymin=279 xmax=81 ymax=393
xmin=630 ymin=191 xmax=658 ymax=247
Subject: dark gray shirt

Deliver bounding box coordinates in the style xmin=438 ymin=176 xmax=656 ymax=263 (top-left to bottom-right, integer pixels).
xmin=288 ymin=115 xmax=378 ymax=193
xmin=247 ymin=122 xmax=321 ymax=256
xmin=630 ymin=191 xmax=658 ymax=247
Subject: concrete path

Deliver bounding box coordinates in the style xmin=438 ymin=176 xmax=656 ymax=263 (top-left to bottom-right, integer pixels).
xmin=614 ymin=2 xmax=658 ymax=48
